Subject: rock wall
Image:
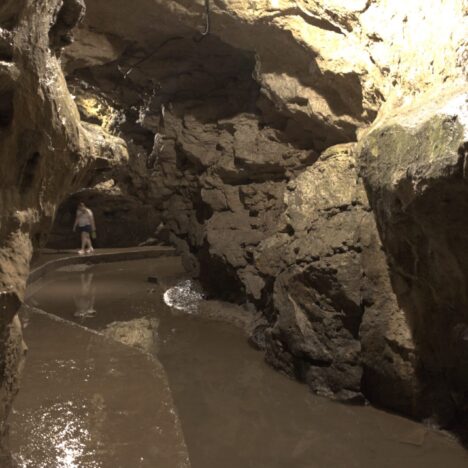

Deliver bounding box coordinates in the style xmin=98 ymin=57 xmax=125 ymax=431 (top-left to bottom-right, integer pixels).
xmin=256 ymin=144 xmax=418 ymax=411
xmin=45 ymin=0 xmax=467 ymax=426
xmin=359 ymin=87 xmax=468 ymax=424
xmin=78 ymin=0 xmax=467 ymax=143
xmin=0 ymin=0 xmax=127 ymax=462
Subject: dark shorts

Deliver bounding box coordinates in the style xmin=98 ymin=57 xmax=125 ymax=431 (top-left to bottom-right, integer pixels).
xmin=78 ymin=225 xmax=92 ymax=233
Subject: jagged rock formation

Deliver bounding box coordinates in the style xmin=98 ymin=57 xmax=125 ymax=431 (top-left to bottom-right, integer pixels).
xmin=79 ymin=0 xmax=467 ymax=148
xmin=54 ymin=0 xmax=466 ymax=420
xmin=0 ymin=0 xmax=467 ymax=459
xmin=255 ymin=144 xmax=418 ymax=410
xmin=359 ymin=87 xmax=468 ymax=424
xmin=0 ymin=0 xmax=127 ymax=462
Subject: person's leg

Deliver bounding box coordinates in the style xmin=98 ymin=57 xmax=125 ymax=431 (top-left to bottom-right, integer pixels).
xmin=79 ymin=231 xmax=86 ymax=254
xmin=84 ymin=232 xmax=94 ymax=253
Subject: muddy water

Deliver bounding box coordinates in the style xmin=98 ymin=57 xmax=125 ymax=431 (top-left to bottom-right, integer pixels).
xmin=12 ymin=257 xmax=468 ymax=468
xmin=10 ymin=309 xmax=190 ymax=468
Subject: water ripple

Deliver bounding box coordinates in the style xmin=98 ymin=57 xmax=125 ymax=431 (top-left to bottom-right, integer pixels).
xmin=12 ymin=400 xmax=102 ymax=468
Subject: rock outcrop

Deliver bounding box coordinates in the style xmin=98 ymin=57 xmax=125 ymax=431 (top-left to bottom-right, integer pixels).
xmin=104 ymin=317 xmax=159 ymax=353
xmin=0 ymin=0 xmax=127 ymax=462
xmin=359 ymin=87 xmax=468 ymax=424
xmin=251 ymin=144 xmax=418 ymax=410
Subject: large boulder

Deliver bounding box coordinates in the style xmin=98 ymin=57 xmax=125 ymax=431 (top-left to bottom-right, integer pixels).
xmin=358 ymin=87 xmax=468 ymax=423
xmin=258 ymin=144 xmax=418 ymax=408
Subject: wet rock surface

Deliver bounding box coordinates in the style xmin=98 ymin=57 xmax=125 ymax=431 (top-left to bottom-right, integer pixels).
xmin=104 ymin=316 xmax=159 ymax=354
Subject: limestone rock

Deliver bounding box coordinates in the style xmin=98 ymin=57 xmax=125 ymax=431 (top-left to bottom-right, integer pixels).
xmin=104 ymin=317 xmax=159 ymax=354
xmin=80 ymin=0 xmax=467 ymax=149
xmin=62 ymin=27 xmax=125 ymax=73
xmin=49 ymin=0 xmax=466 ymax=419
xmin=358 ymin=87 xmax=468 ymax=422
xmin=0 ymin=315 xmax=25 ymax=465
xmin=49 ymin=0 xmax=86 ymax=51
xmin=257 ymin=144 xmax=418 ymax=406
xmin=0 ymin=0 xmax=132 ymax=458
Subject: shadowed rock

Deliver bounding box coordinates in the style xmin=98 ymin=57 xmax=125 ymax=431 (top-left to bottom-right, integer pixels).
xmin=359 ymin=88 xmax=468 ymax=424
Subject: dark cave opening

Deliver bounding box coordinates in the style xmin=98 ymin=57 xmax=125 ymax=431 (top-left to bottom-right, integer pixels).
xmin=18 ymin=151 xmax=40 ymax=193
xmin=0 ymin=90 xmax=14 ymax=128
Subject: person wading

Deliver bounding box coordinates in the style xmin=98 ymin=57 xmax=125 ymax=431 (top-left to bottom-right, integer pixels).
xmin=73 ymin=202 xmax=96 ymax=255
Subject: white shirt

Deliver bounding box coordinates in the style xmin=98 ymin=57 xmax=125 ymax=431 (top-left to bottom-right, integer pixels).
xmin=76 ymin=208 xmax=93 ymax=227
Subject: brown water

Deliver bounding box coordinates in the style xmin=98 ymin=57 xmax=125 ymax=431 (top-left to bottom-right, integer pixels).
xmin=10 ymin=309 xmax=190 ymax=468
xmin=11 ymin=257 xmax=468 ymax=467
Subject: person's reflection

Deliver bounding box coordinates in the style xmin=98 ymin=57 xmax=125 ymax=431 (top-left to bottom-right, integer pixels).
xmin=73 ymin=273 xmax=96 ymax=320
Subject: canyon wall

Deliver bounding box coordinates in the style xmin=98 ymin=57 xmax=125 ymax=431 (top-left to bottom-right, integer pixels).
xmin=0 ymin=0 xmax=467 ymax=459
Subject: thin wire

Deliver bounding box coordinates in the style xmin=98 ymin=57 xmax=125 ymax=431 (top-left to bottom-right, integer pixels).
xmin=194 ymin=0 xmax=211 ymax=42
xmin=123 ymin=36 xmax=184 ymax=79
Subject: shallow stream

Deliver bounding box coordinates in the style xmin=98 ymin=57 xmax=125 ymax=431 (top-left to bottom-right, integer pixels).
xmin=10 ymin=256 xmax=468 ymax=467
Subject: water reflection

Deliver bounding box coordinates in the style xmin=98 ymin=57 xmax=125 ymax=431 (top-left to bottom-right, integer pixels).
xmin=163 ymin=279 xmax=205 ymax=314
xmin=12 ymin=400 xmax=101 ymax=468
xmin=73 ymin=273 xmax=96 ymax=320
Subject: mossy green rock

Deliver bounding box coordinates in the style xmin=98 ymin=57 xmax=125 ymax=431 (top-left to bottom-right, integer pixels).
xmin=358 ymin=89 xmax=468 ymax=425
